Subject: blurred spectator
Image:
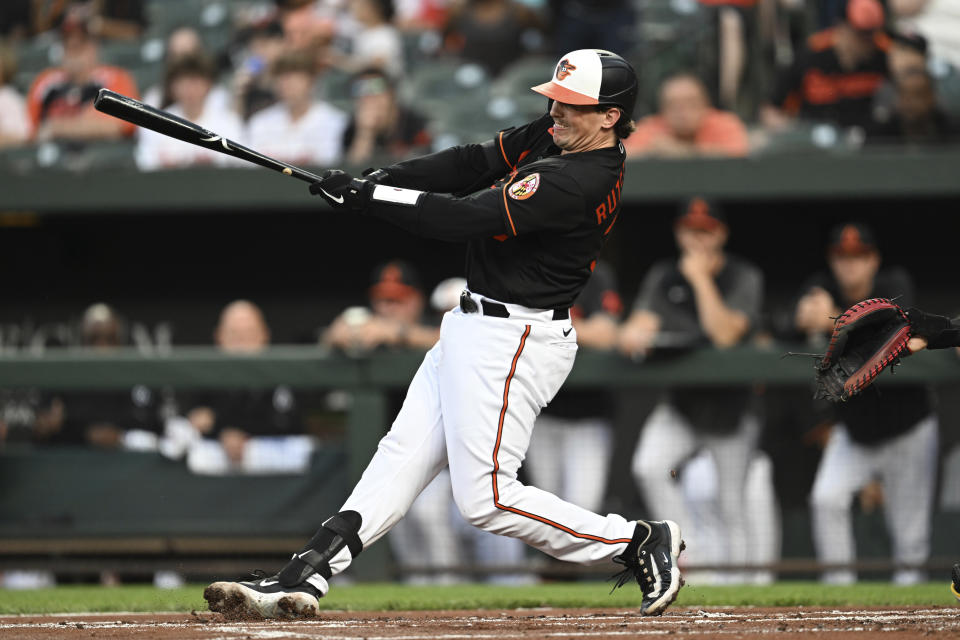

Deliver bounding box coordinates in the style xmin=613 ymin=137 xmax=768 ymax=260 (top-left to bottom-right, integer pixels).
xmin=343 ymin=67 xmax=431 ymax=165
xmin=80 ymin=0 xmax=147 ymax=40
xmin=282 ymin=3 xmax=333 ymax=57
xmin=0 ymin=1 xmax=31 ymax=38
xmin=868 ymin=67 xmax=956 ymax=144
xmin=625 ymin=73 xmax=750 ymax=158
xmin=25 ymin=13 xmax=139 ymax=142
xmin=394 ymin=0 xmax=451 ymax=30
xmin=887 ymin=29 xmax=929 ymax=79
xmin=525 ymin=262 xmax=621 ymax=516
xmin=176 ymin=300 xmax=310 ymax=475
xmin=0 ymin=41 xmax=29 ymax=148
xmin=619 ymin=198 xmax=770 ymax=581
xmin=142 ymin=26 xmax=229 ymax=112
xmin=443 ymin=0 xmax=544 ymax=77
xmin=245 ymin=50 xmax=346 ymax=167
xmin=328 ymin=0 xmax=405 ymax=78
xmin=697 ymin=0 xmax=758 ymax=112
xmin=891 ymin=0 xmax=960 ymax=68
xmin=1 ymin=0 xmax=145 ymax=39
xmin=762 ymin=0 xmax=890 ymax=130
xmin=549 ymin=0 xmax=635 ymax=58
xmin=231 ymin=18 xmax=286 ymax=120
xmin=135 ymin=53 xmax=242 ymax=170
xmin=794 ymin=223 xmax=937 ymax=585
xmin=322 ymin=261 xmax=440 ymax=353
xmin=37 ymin=304 xmax=169 ymax=449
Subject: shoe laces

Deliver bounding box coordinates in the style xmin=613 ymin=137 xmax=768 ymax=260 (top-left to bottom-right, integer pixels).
xmin=609 ymin=553 xmax=636 ymax=593
xmin=248 ymin=569 xmax=270 ymax=580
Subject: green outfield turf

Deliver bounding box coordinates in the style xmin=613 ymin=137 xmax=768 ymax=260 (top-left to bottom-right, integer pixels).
xmin=0 ymin=582 xmax=956 ymax=615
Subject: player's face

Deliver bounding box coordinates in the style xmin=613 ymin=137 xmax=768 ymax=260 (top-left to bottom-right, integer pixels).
xmin=549 ymin=101 xmax=617 ymax=153
xmin=216 ymin=308 xmax=270 ymax=353
xmin=372 ymin=295 xmax=423 ymax=325
xmin=675 ymin=226 xmax=727 ymax=254
xmin=829 ymin=251 xmax=880 ymax=290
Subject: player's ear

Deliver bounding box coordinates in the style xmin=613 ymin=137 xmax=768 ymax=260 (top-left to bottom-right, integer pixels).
xmin=602 ymin=107 xmax=622 ymax=130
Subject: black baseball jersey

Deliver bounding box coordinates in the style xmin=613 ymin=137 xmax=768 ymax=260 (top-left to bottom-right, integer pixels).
xmin=634 ymin=255 xmax=763 ymax=433
xmin=367 ymin=113 xmax=626 ymax=309
xmin=770 ymin=28 xmax=890 ymax=129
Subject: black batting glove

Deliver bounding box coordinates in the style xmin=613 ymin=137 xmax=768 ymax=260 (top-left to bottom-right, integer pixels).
xmin=309 ymin=169 xmax=372 ymax=212
xmin=361 ymin=167 xmax=393 ymax=185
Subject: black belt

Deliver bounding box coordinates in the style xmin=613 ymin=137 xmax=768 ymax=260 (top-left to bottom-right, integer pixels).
xmin=460 ymin=291 xmax=569 ymax=321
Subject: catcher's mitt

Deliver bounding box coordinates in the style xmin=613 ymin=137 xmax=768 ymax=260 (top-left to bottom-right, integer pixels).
xmin=814 ymin=298 xmax=912 ymax=402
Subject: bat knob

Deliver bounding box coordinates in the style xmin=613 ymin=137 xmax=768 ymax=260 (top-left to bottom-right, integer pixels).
xmin=282 ymin=168 xmax=293 ymax=176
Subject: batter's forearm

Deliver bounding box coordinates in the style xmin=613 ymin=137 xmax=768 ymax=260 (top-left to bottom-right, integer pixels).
xmin=363 ymin=188 xmax=507 ymax=242
xmin=382 ymin=140 xmax=506 ymax=195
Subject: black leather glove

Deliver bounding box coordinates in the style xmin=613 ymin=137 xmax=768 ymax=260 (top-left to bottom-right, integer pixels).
xmin=361 ymin=167 xmax=393 ymax=185
xmin=309 ymin=170 xmax=372 ymax=212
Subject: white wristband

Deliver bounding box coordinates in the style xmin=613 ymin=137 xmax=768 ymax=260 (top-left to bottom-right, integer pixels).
xmin=371 ymin=184 xmax=424 ymax=206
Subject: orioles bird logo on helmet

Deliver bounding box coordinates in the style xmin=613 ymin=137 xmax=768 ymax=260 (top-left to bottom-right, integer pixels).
xmin=556 ymin=59 xmax=576 ymax=81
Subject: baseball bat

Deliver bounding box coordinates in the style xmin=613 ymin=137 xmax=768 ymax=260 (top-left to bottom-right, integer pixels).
xmin=93 ymin=88 xmax=323 ymax=183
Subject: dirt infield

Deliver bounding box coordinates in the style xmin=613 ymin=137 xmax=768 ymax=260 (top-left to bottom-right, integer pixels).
xmin=1 ymin=606 xmax=958 ymax=639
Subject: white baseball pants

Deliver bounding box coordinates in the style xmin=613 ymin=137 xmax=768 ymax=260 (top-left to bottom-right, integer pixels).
xmin=810 ymin=415 xmax=938 ymax=584
xmin=328 ymin=301 xmax=636 ymax=577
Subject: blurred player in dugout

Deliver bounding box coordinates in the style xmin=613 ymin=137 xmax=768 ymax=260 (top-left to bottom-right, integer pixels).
xmin=618 ymin=198 xmax=779 ymax=583
xmin=172 ymin=300 xmax=310 ymax=475
xmin=792 ymin=223 xmax=937 ymax=585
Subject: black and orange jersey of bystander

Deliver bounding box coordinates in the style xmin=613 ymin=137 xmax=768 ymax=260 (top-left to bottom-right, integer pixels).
xmin=771 ymin=27 xmax=890 ymax=129
xmin=360 ymin=112 xmax=626 ymax=310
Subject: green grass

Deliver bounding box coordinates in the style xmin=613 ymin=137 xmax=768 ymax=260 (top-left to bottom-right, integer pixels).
xmin=0 ymin=582 xmax=955 ymax=615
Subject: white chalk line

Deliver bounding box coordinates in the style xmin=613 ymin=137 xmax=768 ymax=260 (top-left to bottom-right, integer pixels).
xmin=1 ymin=609 xmax=957 ymax=630
xmin=1 ymin=608 xmax=957 ymax=638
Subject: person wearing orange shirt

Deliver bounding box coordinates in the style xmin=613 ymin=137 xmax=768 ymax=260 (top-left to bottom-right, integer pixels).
xmin=761 ymin=0 xmax=890 ymax=130
xmin=25 ymin=13 xmax=138 ymax=143
xmin=624 ymin=73 xmax=749 ymax=158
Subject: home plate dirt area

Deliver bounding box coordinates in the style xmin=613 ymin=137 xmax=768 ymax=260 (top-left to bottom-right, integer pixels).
xmin=1 ymin=607 xmax=958 ymax=639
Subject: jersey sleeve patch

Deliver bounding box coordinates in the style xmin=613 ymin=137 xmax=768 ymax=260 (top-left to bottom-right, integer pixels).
xmin=507 ymin=173 xmax=540 ymax=201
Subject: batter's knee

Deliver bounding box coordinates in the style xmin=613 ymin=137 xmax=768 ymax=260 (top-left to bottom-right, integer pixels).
xmin=449 ymin=475 xmax=506 ymax=532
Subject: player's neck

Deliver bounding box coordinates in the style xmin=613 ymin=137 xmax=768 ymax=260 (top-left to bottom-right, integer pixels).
xmin=561 ymin=132 xmax=617 ymax=155
xmin=842 ymin=281 xmax=872 ymax=304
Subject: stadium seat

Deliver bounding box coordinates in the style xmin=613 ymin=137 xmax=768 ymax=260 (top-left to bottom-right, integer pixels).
xmin=400 ymin=59 xmax=491 ymax=119
xmin=14 ymin=36 xmax=61 ymax=73
xmin=490 ymin=57 xmax=555 ymax=122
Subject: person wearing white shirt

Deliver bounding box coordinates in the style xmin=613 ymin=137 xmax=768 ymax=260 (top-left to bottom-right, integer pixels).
xmin=245 ymin=50 xmax=347 ymax=167
xmin=135 ymin=53 xmax=243 ymax=171
xmin=0 ymin=43 xmax=30 ymax=147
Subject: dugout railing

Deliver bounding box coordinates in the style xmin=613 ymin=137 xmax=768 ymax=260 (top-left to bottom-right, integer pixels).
xmin=1 ymin=346 xmax=959 ymax=581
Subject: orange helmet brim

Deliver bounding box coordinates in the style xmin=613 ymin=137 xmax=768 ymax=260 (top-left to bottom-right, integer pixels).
xmin=531 ymin=81 xmax=598 ymax=106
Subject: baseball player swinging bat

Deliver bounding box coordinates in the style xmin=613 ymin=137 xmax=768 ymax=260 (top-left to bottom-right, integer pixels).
xmin=93 ymin=88 xmax=322 ymax=182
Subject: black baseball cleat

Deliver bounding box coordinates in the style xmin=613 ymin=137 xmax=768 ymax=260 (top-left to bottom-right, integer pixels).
xmin=204 ymin=570 xmax=326 ymax=619
xmin=951 ymin=563 xmax=960 ymax=603
xmin=611 ymin=520 xmax=685 ymax=616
